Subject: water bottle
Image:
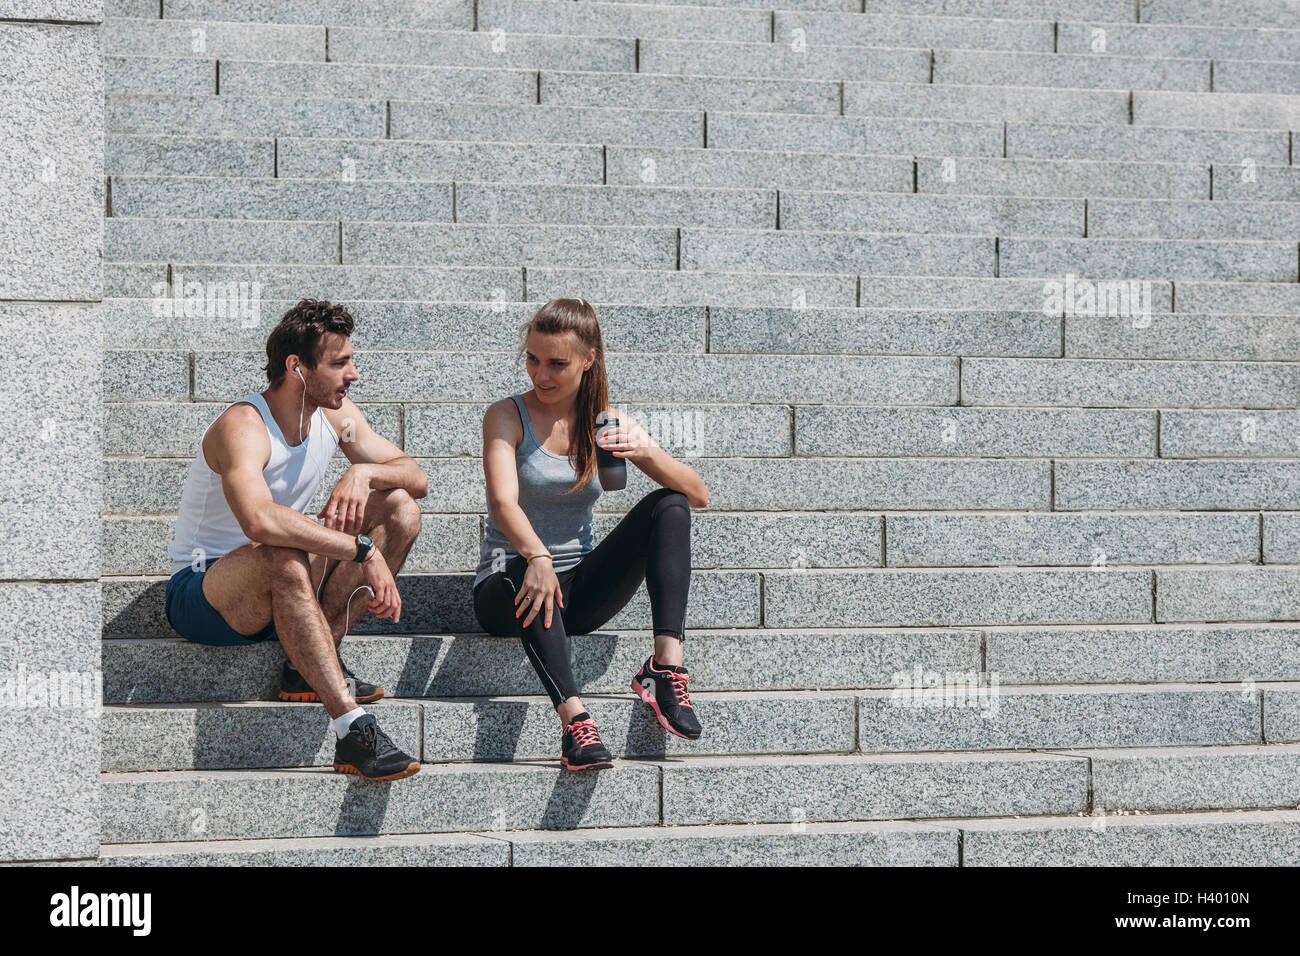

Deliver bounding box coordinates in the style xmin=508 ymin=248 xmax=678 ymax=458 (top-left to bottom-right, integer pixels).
xmin=594 ymin=411 xmax=626 ymax=490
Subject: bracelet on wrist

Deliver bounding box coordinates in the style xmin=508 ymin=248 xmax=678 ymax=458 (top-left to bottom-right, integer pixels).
xmin=527 ymin=552 xmax=553 ymax=564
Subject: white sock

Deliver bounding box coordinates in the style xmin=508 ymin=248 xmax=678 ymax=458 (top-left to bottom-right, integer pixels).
xmin=332 ymin=706 xmax=365 ymax=739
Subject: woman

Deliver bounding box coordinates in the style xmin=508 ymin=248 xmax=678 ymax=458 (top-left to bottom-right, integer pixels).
xmin=472 ymin=298 xmax=709 ymax=770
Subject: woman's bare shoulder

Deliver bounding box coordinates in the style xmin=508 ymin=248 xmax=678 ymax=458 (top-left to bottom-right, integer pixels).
xmin=483 ymin=396 xmax=523 ymax=445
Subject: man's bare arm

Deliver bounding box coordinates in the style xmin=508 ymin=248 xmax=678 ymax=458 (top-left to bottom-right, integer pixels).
xmin=314 ymin=398 xmax=429 ymax=534
xmin=327 ymin=397 xmax=428 ymax=499
xmin=208 ymin=404 xmax=361 ymax=562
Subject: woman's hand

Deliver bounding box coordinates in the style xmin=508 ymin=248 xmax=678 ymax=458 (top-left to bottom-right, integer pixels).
xmin=596 ymin=409 xmax=709 ymax=508
xmin=516 ymin=556 xmax=565 ymax=628
xmin=598 ymin=419 xmax=657 ymax=465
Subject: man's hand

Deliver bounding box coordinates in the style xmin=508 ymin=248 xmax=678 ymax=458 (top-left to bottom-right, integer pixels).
xmin=360 ymin=546 xmax=401 ymax=623
xmin=318 ymin=464 xmax=371 ymax=533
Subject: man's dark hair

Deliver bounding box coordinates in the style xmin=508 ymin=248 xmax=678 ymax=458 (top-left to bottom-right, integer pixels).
xmin=264 ymin=299 xmax=355 ymax=386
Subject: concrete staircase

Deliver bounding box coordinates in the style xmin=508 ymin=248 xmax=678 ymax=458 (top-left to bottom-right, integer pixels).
xmin=99 ymin=0 xmax=1300 ymax=865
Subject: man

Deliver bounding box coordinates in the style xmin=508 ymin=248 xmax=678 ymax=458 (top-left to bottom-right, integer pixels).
xmin=164 ymin=299 xmax=427 ymax=781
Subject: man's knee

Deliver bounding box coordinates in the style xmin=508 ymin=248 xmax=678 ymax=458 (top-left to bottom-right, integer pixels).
xmin=260 ymin=545 xmax=313 ymax=585
xmin=374 ymin=488 xmax=422 ymax=539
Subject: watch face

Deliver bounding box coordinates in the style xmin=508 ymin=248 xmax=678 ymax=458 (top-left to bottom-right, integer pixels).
xmin=355 ymin=534 xmax=374 ymax=561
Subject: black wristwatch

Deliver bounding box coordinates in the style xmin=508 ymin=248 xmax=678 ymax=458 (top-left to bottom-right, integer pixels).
xmin=352 ymin=533 xmax=374 ymax=563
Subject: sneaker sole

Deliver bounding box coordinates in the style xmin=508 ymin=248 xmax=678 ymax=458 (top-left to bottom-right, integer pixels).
xmin=560 ymin=757 xmax=614 ymax=770
xmin=630 ymin=677 xmax=702 ymax=741
xmin=333 ymin=760 xmax=420 ymax=782
xmin=279 ymin=688 xmax=385 ymax=704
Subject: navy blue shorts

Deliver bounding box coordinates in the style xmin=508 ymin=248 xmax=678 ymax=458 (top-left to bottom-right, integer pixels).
xmin=165 ymin=556 xmax=278 ymax=647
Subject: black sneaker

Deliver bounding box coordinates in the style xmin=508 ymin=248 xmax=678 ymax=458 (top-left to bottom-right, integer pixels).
xmin=277 ymin=657 xmax=384 ymax=704
xmin=560 ymin=711 xmax=614 ymax=771
xmin=333 ymin=714 xmax=420 ymax=781
xmin=631 ymin=655 xmax=702 ymax=740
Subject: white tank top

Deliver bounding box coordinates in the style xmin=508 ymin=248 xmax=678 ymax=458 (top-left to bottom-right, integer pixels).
xmin=168 ymin=392 xmax=339 ymax=575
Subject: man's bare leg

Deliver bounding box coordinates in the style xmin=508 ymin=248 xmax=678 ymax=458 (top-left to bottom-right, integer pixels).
xmin=200 ymin=542 xmax=356 ymax=719
xmin=200 ymin=540 xmax=419 ymax=779
xmin=312 ymin=488 xmax=422 ymax=644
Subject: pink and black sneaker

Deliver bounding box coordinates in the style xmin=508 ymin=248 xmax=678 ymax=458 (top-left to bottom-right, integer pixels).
xmin=560 ymin=712 xmax=614 ymax=770
xmin=631 ymin=655 xmax=702 ymax=740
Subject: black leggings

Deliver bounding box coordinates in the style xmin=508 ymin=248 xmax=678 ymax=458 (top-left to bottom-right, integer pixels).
xmin=472 ymin=487 xmax=692 ymax=708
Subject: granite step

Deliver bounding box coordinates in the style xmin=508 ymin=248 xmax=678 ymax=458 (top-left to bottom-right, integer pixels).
xmin=475 ymin=0 xmax=775 ymax=43
xmin=105 ymin=508 xmax=883 ymax=576
xmin=769 ymin=9 xmax=1053 ymax=51
xmin=104 ymin=93 xmax=1292 ymax=167
xmin=1062 ymin=742 xmax=1300 ymax=814
xmin=329 ymin=26 xmax=637 ymax=70
xmin=1087 ymin=197 xmax=1300 ymax=241
xmin=100 ymin=831 xmax=511 ymax=866
xmin=1003 ymin=121 xmax=1289 ymax=163
xmin=1214 ymin=58 xmax=1300 ymax=96
xmin=99 ymin=507 xmax=1295 ymax=573
xmin=102 ymin=141 xmax=1289 ymax=203
xmin=104 ymin=20 xmax=639 ymax=72
xmin=933 ymin=49 xmax=1209 ymax=92
xmin=959 ymin=808 xmax=1300 ymax=865
xmin=108 ymin=262 xmax=1190 ymax=309
xmin=98 ymin=629 xmax=981 ymax=703
xmin=101 ymin=295 xmax=705 ymax=349
xmin=161 ymin=0 xmax=475 ymax=29
xmin=864 ymin=0 xmax=1137 ymax=19
xmin=97 ymin=819 xmax=955 ymax=866
xmin=96 ymin=621 xmax=1300 ymax=702
xmin=90 ymin=297 xmax=1300 ymax=360
xmin=98 ymin=750 xmax=1089 ymax=842
xmin=916 ymin=155 xmax=1209 ymax=199
xmin=95 ymin=809 xmax=1300 ymax=866
xmin=1056 ymin=18 xmax=1300 ymax=62
xmin=99 ymin=217 xmax=1300 ymax=280
xmin=105 ymin=55 xmax=214 ymax=96
xmin=139 ymin=348 xmax=960 ymax=405
xmin=1175 ymin=280 xmax=1300 ymax=315
xmin=114 ymin=177 xmax=774 ymax=225
xmin=104 ymin=218 xmax=682 ymax=269
xmin=1140 ymin=0 xmax=1300 ymax=30
xmin=101 ymin=690 xmax=859 ymax=771
xmin=1135 ymin=89 xmax=1300 ymax=130
xmin=103 ymin=16 xmax=327 ymax=60
xmin=105 ymin=454 xmax=1066 ymax=518
xmin=638 ymin=37 xmax=928 ymax=81
xmin=107 ymin=93 xmax=391 ymax=138
xmin=100 ymin=682 xmax=1300 ymax=772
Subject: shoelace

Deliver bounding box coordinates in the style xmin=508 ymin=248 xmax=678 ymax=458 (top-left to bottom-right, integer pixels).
xmin=357 ymin=720 xmax=399 ymax=758
xmin=670 ymin=670 xmax=693 ymax=708
xmin=567 ymin=719 xmax=602 ymax=749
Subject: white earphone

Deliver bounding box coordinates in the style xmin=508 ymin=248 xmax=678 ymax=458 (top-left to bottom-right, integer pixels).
xmin=294 ymin=361 xmax=375 ymax=622
xmin=294 ymin=365 xmax=307 ymax=444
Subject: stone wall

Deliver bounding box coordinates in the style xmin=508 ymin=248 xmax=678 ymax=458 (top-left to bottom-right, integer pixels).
xmin=0 ymin=1 xmax=104 ymax=863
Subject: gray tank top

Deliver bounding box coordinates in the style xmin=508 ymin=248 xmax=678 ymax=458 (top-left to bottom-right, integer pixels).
xmin=474 ymin=393 xmax=603 ymax=588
